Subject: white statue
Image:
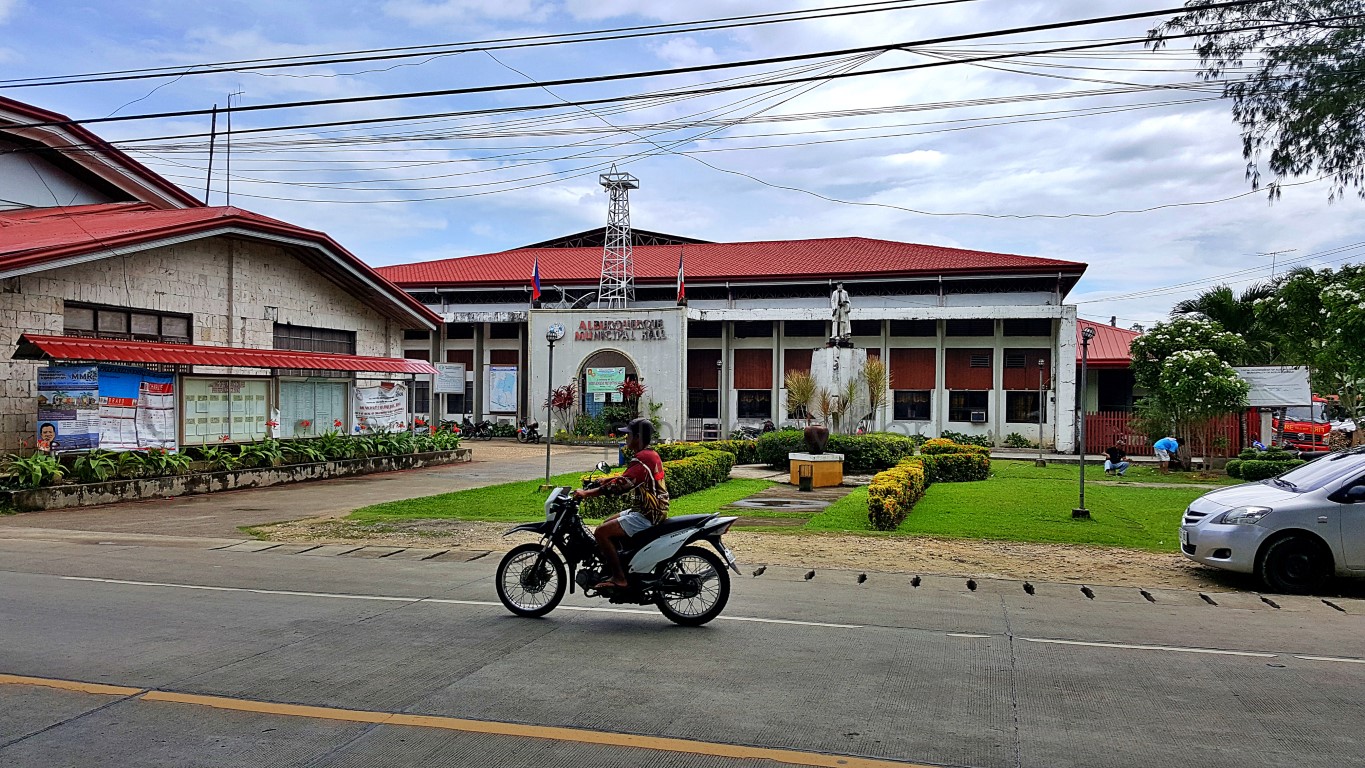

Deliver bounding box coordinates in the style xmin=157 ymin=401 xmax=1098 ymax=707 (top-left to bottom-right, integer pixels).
xmin=831 ymin=282 xmax=852 ymax=341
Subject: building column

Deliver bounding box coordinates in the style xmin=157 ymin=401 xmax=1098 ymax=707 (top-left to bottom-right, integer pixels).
xmin=719 ymin=321 xmax=730 ymax=435
xmin=880 ymin=319 xmax=890 ymax=430
xmin=771 ymin=322 xmax=782 ymax=426
xmin=473 ymin=323 xmax=485 ymax=421
xmin=429 ymin=323 xmax=442 ymax=429
xmin=992 ymin=320 xmax=1004 ymax=448
xmin=934 ymin=319 xmax=947 ymax=435
xmin=1056 ymin=309 xmax=1078 ymax=453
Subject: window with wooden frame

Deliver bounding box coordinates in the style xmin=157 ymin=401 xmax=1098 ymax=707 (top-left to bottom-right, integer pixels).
xmin=63 ymin=302 xmax=192 ymax=344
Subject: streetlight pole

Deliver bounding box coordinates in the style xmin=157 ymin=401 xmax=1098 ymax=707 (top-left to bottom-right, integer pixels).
xmin=1073 ymin=326 xmax=1095 ymax=519
xmin=544 ymin=323 xmax=565 ymax=485
xmin=1036 ymin=357 xmax=1047 ymax=467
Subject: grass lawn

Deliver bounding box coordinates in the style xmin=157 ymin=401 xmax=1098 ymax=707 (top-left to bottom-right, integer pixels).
xmin=806 ymin=460 xmax=1231 ymax=551
xmin=990 ymin=459 xmax=1241 ymax=486
xmin=347 ymin=473 xmax=775 ymax=524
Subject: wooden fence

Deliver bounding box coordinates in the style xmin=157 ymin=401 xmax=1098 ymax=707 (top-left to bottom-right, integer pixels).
xmin=1085 ymin=411 xmax=1260 ymax=458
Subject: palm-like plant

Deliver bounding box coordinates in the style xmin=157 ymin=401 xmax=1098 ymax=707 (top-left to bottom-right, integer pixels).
xmin=784 ymin=371 xmax=816 ymax=424
xmin=863 ymin=357 xmax=889 ymax=431
xmin=1172 ymin=283 xmax=1277 ymax=364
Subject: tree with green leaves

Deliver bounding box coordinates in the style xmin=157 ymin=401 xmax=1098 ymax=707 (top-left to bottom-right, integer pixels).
xmin=1257 ymin=264 xmax=1365 ymax=418
xmin=1150 ymin=0 xmax=1365 ymax=199
xmin=1129 ymin=318 xmax=1250 ymax=456
xmin=1171 ymin=283 xmax=1277 ymax=363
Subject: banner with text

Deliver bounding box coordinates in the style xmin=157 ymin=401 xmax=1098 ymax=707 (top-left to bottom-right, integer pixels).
xmin=36 ymin=365 xmax=100 ymax=452
xmin=355 ymin=381 xmax=407 ymax=431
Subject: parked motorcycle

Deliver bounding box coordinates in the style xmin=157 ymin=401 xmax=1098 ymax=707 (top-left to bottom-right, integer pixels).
xmin=516 ymin=421 xmax=541 ymax=444
xmin=461 ymin=418 xmax=495 ymax=441
xmin=734 ymin=424 xmax=763 ymax=440
xmin=495 ymin=463 xmax=741 ymax=626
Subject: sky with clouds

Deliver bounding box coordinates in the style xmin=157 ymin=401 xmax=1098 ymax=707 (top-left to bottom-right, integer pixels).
xmin=3 ymin=0 xmax=1363 ymax=328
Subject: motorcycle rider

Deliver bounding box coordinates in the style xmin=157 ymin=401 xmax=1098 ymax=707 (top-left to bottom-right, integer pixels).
xmin=572 ymin=417 xmax=669 ymax=590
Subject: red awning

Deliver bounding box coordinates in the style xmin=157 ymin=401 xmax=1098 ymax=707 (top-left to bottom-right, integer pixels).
xmin=13 ymin=334 xmax=438 ymax=375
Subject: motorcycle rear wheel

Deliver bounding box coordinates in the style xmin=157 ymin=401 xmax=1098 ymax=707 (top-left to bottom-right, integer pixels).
xmin=496 ymin=543 xmax=566 ymax=617
xmin=655 ymin=546 xmax=730 ymax=627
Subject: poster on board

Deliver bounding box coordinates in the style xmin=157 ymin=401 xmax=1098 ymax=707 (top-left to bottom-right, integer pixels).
xmin=433 ymin=363 xmax=466 ymax=394
xmin=36 ymin=365 xmax=100 ymax=452
xmin=585 ymin=366 xmax=626 ymax=394
xmin=1232 ymin=366 xmax=1312 ymax=407
xmin=488 ymin=366 xmax=518 ymax=413
xmin=355 ymin=381 xmax=407 ymax=431
xmin=98 ymin=366 xmax=177 ymax=451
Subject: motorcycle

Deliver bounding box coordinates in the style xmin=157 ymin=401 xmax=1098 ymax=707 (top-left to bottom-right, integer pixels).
xmin=516 ymin=421 xmax=541 ymax=444
xmin=495 ymin=462 xmax=741 ymax=626
xmin=461 ymin=418 xmax=495 ymax=441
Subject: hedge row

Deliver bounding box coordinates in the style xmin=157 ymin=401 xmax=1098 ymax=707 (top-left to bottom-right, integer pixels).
xmin=1237 ymin=447 xmax=1299 ymax=462
xmin=655 ymin=439 xmax=760 ymax=465
xmin=920 ymin=437 xmax=990 ymax=456
xmin=868 ymin=460 xmax=927 ymax=530
xmin=755 ymin=430 xmax=920 ymax=473
xmin=1228 ymin=458 xmax=1306 ymax=481
xmin=580 ymin=446 xmax=736 ymax=519
xmin=866 ymin=444 xmax=991 ymax=530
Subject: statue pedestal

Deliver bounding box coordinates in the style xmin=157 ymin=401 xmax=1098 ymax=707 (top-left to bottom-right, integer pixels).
xmin=789 ymin=452 xmax=844 ymax=488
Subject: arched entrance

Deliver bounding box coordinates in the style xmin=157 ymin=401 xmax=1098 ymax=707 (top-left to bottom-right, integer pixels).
xmin=578 ymin=349 xmax=639 ymax=425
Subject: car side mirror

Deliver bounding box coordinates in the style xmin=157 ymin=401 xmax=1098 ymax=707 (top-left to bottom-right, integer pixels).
xmin=595 ymin=461 xmax=610 ymax=474
xmin=1345 ymin=485 xmax=1365 ymax=503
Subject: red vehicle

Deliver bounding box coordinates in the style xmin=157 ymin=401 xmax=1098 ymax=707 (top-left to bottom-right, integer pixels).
xmin=1272 ymin=396 xmax=1330 ymax=452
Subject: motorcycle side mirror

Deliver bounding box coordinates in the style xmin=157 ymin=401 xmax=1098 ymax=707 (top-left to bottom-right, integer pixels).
xmin=595 ymin=461 xmax=610 ymax=474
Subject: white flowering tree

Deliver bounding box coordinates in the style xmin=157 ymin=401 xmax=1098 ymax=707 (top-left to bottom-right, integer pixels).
xmin=1258 ymin=264 xmax=1365 ymax=421
xmin=1129 ymin=318 xmax=1249 ymax=457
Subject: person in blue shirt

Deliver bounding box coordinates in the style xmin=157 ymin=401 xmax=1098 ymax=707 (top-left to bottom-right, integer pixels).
xmin=1152 ymin=436 xmax=1182 ymax=473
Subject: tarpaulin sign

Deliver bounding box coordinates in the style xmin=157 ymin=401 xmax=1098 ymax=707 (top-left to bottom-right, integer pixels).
xmin=36 ymin=365 xmax=100 ymax=451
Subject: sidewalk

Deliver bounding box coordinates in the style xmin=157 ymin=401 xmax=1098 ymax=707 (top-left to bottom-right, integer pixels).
xmin=0 ymin=441 xmax=608 ymax=539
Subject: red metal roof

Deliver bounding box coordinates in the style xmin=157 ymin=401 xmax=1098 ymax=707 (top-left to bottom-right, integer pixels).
xmin=0 ymin=96 xmax=204 ymax=210
xmin=14 ymin=334 xmax=438 ymax=375
xmin=1078 ymin=319 xmax=1139 ymax=367
xmin=0 ymin=203 xmax=440 ymax=328
xmin=376 ymin=237 xmax=1086 ymax=288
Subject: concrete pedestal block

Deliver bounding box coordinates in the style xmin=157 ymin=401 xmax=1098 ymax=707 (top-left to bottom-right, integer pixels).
xmin=789 ymin=452 xmax=845 ymax=487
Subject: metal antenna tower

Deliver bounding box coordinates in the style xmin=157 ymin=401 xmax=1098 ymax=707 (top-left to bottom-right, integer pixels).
xmin=597 ymin=166 xmax=639 ymax=308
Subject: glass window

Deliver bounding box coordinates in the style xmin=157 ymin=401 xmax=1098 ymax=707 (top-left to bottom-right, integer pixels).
xmin=734 ymin=321 xmax=773 ymax=338
xmin=889 ymin=320 xmax=936 ymax=337
xmin=403 ymin=329 xmax=431 ymax=341
xmin=850 ymin=320 xmax=881 ymax=337
xmin=180 ymin=377 xmax=270 ymax=446
xmin=488 ymin=323 xmax=519 ymax=339
xmin=737 ymin=390 xmax=772 ymax=419
xmin=63 ymin=305 xmax=95 ymax=332
xmin=446 ymin=323 xmax=475 ymax=339
xmin=894 ymin=390 xmax=931 ymax=420
xmin=1003 ymin=318 xmax=1052 ymax=336
xmin=783 ymin=320 xmax=826 ymax=338
xmin=279 ymin=380 xmax=349 ymax=438
xmin=1006 ymin=391 xmax=1047 ymax=423
xmin=273 ymin=324 xmax=357 ymax=355
xmin=948 ymin=390 xmax=989 ymax=422
xmin=97 ymin=310 xmax=129 ymax=334
xmin=688 ymin=389 xmax=719 ymax=419
xmin=411 ymin=381 xmax=431 ymax=416
xmin=946 ymin=319 xmax=994 ymax=337
xmin=444 ymin=393 xmax=467 ymax=417
xmin=130 ymin=313 xmax=160 ymax=336
xmin=161 ymin=316 xmax=190 ymax=340
xmin=689 ymin=321 xmax=723 ymax=338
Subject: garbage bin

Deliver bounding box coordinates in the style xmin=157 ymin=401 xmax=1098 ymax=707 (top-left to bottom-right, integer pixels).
xmin=798 ymin=463 xmax=813 ymax=492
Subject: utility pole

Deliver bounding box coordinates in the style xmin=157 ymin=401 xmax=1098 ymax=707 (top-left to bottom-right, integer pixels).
xmin=225 ymin=91 xmax=244 ymax=206
xmin=204 ymin=104 xmax=218 ymax=204
xmin=1257 ymin=249 xmax=1296 ymax=278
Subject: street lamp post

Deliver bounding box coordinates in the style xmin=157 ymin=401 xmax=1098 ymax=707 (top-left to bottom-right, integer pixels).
xmin=1036 ymin=357 xmax=1047 ymax=467
xmin=544 ymin=323 xmax=565 ymax=484
xmin=1073 ymin=326 xmax=1096 ymax=519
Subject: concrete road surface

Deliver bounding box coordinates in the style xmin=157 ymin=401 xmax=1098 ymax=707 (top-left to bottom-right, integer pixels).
xmin=2 ymin=533 xmax=1363 ymax=768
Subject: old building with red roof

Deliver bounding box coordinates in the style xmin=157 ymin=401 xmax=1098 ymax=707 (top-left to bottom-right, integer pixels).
xmin=1 ymin=97 xmax=437 ymax=452
xmin=382 ymin=217 xmax=1099 ymax=451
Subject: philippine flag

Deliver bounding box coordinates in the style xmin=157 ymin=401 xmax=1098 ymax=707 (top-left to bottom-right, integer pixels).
xmin=531 ymin=255 xmax=541 ymax=302
xmin=676 ymin=246 xmax=686 ymax=305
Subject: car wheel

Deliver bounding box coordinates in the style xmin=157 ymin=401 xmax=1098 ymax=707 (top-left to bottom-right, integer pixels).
xmin=1257 ymin=534 xmax=1331 ymax=595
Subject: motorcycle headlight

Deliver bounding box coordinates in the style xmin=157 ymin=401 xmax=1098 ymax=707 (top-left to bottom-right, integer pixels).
xmin=1221 ymin=506 xmax=1273 ymax=525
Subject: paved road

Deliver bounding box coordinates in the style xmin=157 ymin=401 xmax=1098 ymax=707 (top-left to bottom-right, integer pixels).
xmin=3 ymin=533 xmax=1363 ymax=767
xmin=0 ymin=441 xmax=612 ymax=538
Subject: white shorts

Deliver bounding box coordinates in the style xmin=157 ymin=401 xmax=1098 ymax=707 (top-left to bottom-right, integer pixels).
xmin=1155 ymin=449 xmax=1171 ymax=461
xmin=616 ymin=509 xmax=653 ymax=537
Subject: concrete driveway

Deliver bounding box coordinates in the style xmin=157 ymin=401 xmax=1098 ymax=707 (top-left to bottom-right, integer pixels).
xmin=0 ymin=441 xmax=612 ymax=539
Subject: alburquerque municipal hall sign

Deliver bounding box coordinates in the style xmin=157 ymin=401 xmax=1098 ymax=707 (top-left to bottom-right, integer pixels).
xmin=574 ymin=318 xmax=668 ymax=341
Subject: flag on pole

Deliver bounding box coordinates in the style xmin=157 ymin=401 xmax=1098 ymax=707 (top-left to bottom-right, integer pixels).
xmin=531 ymin=255 xmax=541 ymax=303
xmin=676 ymin=246 xmax=686 ymax=306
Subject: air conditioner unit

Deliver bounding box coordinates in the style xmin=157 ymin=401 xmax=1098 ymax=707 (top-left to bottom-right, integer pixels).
xmin=970 ymin=411 xmax=988 ymax=423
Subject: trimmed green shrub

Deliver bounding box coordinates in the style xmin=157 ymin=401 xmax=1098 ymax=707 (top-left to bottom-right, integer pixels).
xmin=1261 ymin=448 xmax=1298 ymax=462
xmin=867 ymin=458 xmax=927 ymax=530
xmin=1003 ymin=432 xmax=1034 ymax=449
xmin=1238 ymin=448 xmax=1259 ymax=461
xmin=921 ymin=438 xmax=991 ymax=456
xmin=754 ymin=430 xmax=918 ymax=472
xmin=579 ymin=448 xmax=735 ymax=518
xmin=1240 ymin=459 xmax=1306 ymax=481
xmin=1225 ymin=459 xmax=1243 ymax=479
xmin=916 ymin=451 xmax=991 ymax=483
xmin=940 ymin=430 xmax=991 ymax=447
xmin=704 ymin=439 xmax=761 ymax=465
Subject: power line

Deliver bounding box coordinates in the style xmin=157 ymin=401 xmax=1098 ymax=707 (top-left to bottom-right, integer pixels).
xmin=6 ymin=0 xmax=1285 ymax=132
xmin=0 ymin=0 xmax=979 ymax=89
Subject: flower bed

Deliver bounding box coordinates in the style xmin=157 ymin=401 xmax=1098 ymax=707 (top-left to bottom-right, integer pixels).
xmin=1 ymin=448 xmax=472 ymax=512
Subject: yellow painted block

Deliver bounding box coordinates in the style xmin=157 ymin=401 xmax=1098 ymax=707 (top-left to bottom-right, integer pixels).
xmin=789 ymin=460 xmax=844 ymax=487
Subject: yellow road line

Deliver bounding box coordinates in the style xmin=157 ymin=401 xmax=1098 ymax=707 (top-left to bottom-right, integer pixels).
xmin=0 ymin=673 xmax=143 ymax=697
xmin=5 ymin=672 xmax=933 ymax=768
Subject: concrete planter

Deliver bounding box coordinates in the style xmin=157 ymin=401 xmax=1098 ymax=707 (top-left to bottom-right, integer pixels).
xmin=2 ymin=448 xmax=472 ymax=512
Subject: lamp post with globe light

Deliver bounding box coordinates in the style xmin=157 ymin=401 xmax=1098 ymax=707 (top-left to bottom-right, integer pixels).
xmin=1036 ymin=357 xmax=1047 ymax=467
xmin=1074 ymin=325 xmax=1096 ymax=519
xmin=544 ymin=323 xmax=565 ymax=484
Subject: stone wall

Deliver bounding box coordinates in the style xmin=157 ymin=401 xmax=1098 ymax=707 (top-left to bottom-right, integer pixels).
xmin=0 ymin=236 xmax=403 ymax=450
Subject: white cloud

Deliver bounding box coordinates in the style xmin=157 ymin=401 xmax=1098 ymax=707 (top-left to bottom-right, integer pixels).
xmin=0 ymin=0 xmax=20 ymax=24
xmin=652 ymin=37 xmax=720 ymax=67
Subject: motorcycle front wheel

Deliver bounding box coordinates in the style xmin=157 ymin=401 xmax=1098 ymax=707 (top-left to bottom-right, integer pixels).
xmin=496 ymin=544 xmax=566 ymax=617
xmin=516 ymin=431 xmax=530 ymax=443
xmin=655 ymin=546 xmax=730 ymax=627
